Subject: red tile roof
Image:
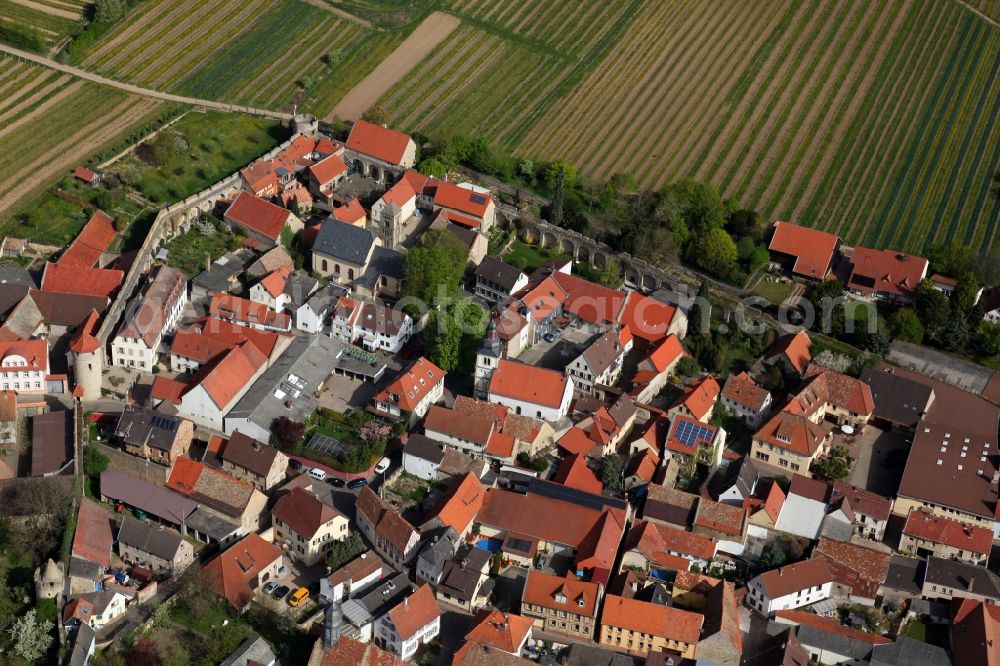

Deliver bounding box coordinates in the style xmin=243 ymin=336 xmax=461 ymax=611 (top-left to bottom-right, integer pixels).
xmin=518 ymin=275 xmax=568 ymax=321
xmin=346 ymin=120 xmax=412 ymax=166
xmin=478 ymin=488 xmax=624 ymax=549
xmin=771 ymin=330 xmax=812 ymax=374
xmin=332 ymin=198 xmax=367 ymax=225
xmin=430 ymin=180 xmax=492 ymax=218
xmin=754 ymin=410 xmax=828 ymax=457
xmin=426 ymin=473 xmax=485 ymax=534
xmin=224 ymin=192 xmax=291 ymax=242
xmin=73 ymin=166 xmax=96 ymax=182
xmin=42 ymin=262 xmax=123 ymax=299
xmin=550 ymin=272 xmax=624 ymax=325
xmin=375 ymin=356 xmax=445 ymax=412
xmin=209 ymin=293 xmax=290 ymax=330
xmin=318 ymin=636 xmax=406 ymax=666
xmin=484 ymin=432 xmax=516 ymax=459
xmin=768 ymin=221 xmax=840 ymax=279
xmin=203 ymin=533 xmax=282 ymax=609
xmin=601 ymin=594 xmax=704 ymax=645
xmin=813 ymin=537 xmax=891 ymax=599
xmin=624 ymin=519 xmax=716 ymax=563
xmin=150 ymin=375 xmax=187 ymax=404
xmin=387 ymin=583 xmax=440 ymax=640
xmin=775 ymin=610 xmax=892 ymax=644
xmin=0 ymin=339 xmax=47 ymax=372
xmin=240 ymin=161 xmax=278 ymax=194
xmin=198 ymin=342 xmax=267 ymax=408
xmin=355 ymin=486 xmax=419 ymax=555
xmin=553 ymin=453 xmax=603 ymax=494
xmin=903 ymin=509 xmax=992 ymax=556
xmin=257 ymin=266 xmax=289 ymax=298
xmin=380 ymin=177 xmax=416 ymax=208
xmin=672 ymin=375 xmax=720 ymax=421
xmin=666 ymin=414 xmax=720 ymax=457
xmin=308 ymin=153 xmax=348 ymax=186
xmin=489 ymin=359 xmax=569 ymax=409
xmin=952 ymin=599 xmax=1000 ymax=666
xmin=722 ymin=372 xmax=770 ymax=411
xmin=522 ymin=570 xmax=600 ymax=617
xmin=59 ymin=210 xmax=115 ymax=268
xmin=694 ymin=497 xmax=747 ymax=537
xmin=272 ymin=487 xmax=344 ymax=540
xmin=625 ymin=449 xmax=659 ymax=484
xmin=465 ymin=610 xmax=534 ymax=654
xmin=847 ymin=247 xmax=928 ymax=298
xmin=758 ymin=557 xmax=834 ymax=599
xmin=830 ymin=481 xmax=891 ymax=521
xmin=644 ymin=334 xmax=685 ymax=373
xmin=67 ymin=310 xmax=101 ymax=354
xmin=800 ymin=363 xmax=875 ymax=416
xmin=575 ymin=509 xmax=625 ymax=575
xmin=72 ymin=497 xmax=114 ymax=567
xmin=618 ymin=291 xmax=677 ymax=343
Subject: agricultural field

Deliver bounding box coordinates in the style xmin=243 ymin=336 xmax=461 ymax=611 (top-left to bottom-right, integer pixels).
xmin=0 ymin=0 xmax=87 ymax=51
xmin=970 ymin=0 xmax=1000 ymax=22
xmin=0 ymin=58 xmax=163 ymax=244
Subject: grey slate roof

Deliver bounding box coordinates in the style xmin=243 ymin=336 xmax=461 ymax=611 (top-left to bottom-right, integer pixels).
xmin=282 ymin=271 xmax=318 ymax=308
xmin=100 ymin=469 xmax=198 ymax=525
xmin=417 ymin=526 xmax=460 ymax=578
xmin=355 ymin=245 xmax=404 ymax=291
xmin=313 ymin=219 xmax=376 ymax=264
xmin=796 ymin=624 xmax=876 ymax=662
xmin=221 ymin=431 xmax=281 ymax=478
xmin=560 ymin=643 xmax=637 ymax=666
xmin=925 ymin=556 xmax=1000 ymax=600
xmin=437 ymin=547 xmax=490 ymax=602
xmin=870 ymin=636 xmax=951 ymax=666
xmin=0 ymin=264 xmax=37 ymax=288
xmin=115 ymin=406 xmax=184 ymax=452
xmin=185 ymin=507 xmax=241 ymax=541
xmin=226 ymin=334 xmax=344 ymax=431
xmin=68 ymin=623 xmax=96 ymax=666
xmin=117 ymin=516 xmax=185 ymax=561
xmin=882 ymin=555 xmax=924 ymax=595
xmin=861 ymin=367 xmax=935 ymax=428
xmin=193 ymin=249 xmax=255 ymax=293
xmin=220 ymin=636 xmax=277 ymax=666
xmin=405 ymin=434 xmax=446 ymax=465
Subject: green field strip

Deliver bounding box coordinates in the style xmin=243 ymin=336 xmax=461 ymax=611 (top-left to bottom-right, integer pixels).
xmin=0 ymin=64 xmax=48 ymax=105
xmin=960 ymin=86 xmax=1000 ymax=248
xmin=608 ymin=0 xmax=747 ymax=179
xmin=256 ymin=19 xmax=356 ymax=108
xmin=303 ymin=29 xmax=403 ymax=116
xmin=713 ymin=1 xmax=837 ymax=195
xmin=689 ymin=0 xmax=811 ymax=181
xmin=0 ymin=71 xmax=65 ymax=121
xmin=530 ymin=0 xmax=686 ymax=161
xmin=93 ymin=1 xmax=209 ymax=75
xmin=480 ymin=58 xmax=564 ymax=139
xmin=379 ymin=26 xmax=478 ymax=113
xmin=744 ymin=1 xmax=874 ymax=213
xmin=0 ymin=0 xmax=74 ymax=34
xmin=863 ymin=12 xmax=980 ymax=250
xmin=803 ymin=1 xmax=942 ymax=237
xmin=444 ymin=10 xmax=566 ymax=61
xmin=87 ymin=0 xmax=196 ymax=68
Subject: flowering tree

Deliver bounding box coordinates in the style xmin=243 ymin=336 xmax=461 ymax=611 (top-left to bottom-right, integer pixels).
xmin=8 ymin=610 xmax=52 ymax=661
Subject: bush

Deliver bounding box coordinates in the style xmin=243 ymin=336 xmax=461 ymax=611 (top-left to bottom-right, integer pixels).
xmin=0 ymin=22 xmax=46 ymax=52
xmin=83 ymin=447 xmax=109 ymax=476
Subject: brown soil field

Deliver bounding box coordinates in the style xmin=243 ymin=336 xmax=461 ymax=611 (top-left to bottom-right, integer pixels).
xmin=9 ymin=0 xmax=79 ymax=20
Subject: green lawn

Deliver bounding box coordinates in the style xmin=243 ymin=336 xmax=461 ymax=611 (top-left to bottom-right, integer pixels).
xmin=119 ymin=111 xmax=290 ymax=204
xmin=903 ymin=619 xmax=949 ymax=648
xmin=166 ymin=224 xmax=238 ymax=278
xmin=502 ymin=240 xmax=568 ymax=272
xmin=752 ymin=278 xmax=796 ymax=304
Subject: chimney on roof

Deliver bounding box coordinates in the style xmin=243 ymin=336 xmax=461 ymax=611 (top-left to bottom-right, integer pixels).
xmin=205 ymin=252 xmax=212 ymax=273
xmin=969 ymin=575 xmax=976 ymax=591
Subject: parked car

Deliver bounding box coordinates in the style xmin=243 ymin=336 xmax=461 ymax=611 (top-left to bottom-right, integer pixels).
xmin=543 ymin=329 xmax=562 ymax=343
xmin=307 ymin=467 xmax=327 ymax=481
xmin=374 ymin=457 xmax=391 ymax=474
xmin=271 ymin=585 xmax=290 ymax=600
xmin=325 ymin=476 xmax=345 ymax=488
xmin=347 ymin=477 xmax=368 ymax=490
xmin=288 ymin=587 xmax=310 ymax=607
xmin=289 ymin=459 xmax=303 ymax=471
xmin=263 ymin=582 xmax=279 ymax=595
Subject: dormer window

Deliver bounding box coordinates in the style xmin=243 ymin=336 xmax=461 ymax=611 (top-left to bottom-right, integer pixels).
xmin=554 ymin=593 xmax=567 ymax=604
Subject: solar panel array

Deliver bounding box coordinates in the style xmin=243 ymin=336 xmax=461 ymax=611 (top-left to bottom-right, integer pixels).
xmin=470 ymin=194 xmax=487 ymax=205
xmin=673 ymin=419 xmax=715 ymax=448
xmin=307 ymin=434 xmax=348 ymax=460
xmin=527 ymin=478 xmax=628 ymax=511
xmin=148 ymin=414 xmax=177 ymax=432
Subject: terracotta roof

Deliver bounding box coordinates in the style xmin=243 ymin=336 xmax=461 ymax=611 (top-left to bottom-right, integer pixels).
xmin=694 ymin=497 xmax=747 ymax=537
xmin=549 ymin=271 xmax=624 ymax=325
xmin=197 ymin=342 xmax=267 ymax=409
xmin=318 ymin=636 xmax=406 ymax=666
xmin=308 ymin=153 xmax=347 ymax=185
xmin=257 ymin=266 xmax=289 ymax=298
xmin=643 ymin=484 xmax=699 ymax=527
xmin=775 ymin=610 xmax=892 ymax=645
xmin=67 ymin=310 xmax=101 ymax=353
xmin=666 ymin=414 xmax=720 ymax=456
xmin=602 ymin=594 xmax=704 ymax=645
xmin=478 ymin=488 xmax=623 ymax=549
xmin=375 ymin=357 xmax=445 ymax=412
xmin=272 ymin=487 xmax=343 ymax=540
xmin=580 ymin=326 xmax=631 ymax=376
xmin=801 ymin=364 xmax=875 ymax=416
xmin=74 ymin=165 xmax=97 ymax=182
xmin=643 ymin=334 xmax=685 ymax=373
xmin=624 ymin=519 xmax=715 ymax=563
xmin=41 ymin=262 xmax=122 ymax=299
xmin=522 ymin=570 xmax=600 ymax=617
xmin=760 ymin=481 xmax=785 ymax=523
xmin=813 ymin=537 xmax=891 ymax=600
xmin=0 ymin=338 xmax=47 ymax=372
xmin=240 ymin=160 xmax=278 ymax=193
xmin=553 ymin=453 xmax=604 ymax=494
xmin=209 ymin=293 xmax=290 ymax=330
xmin=387 ymin=583 xmax=440 ymax=640
xmin=768 ymin=221 xmax=840 ymax=279
xmin=465 ymin=610 xmax=534 ymax=654
xmin=489 ymin=359 xmax=569 ymax=409
xmin=673 ymin=570 xmax=723 ymax=596
xmin=203 ymin=533 xmax=282 ymax=609
xmin=224 ymin=192 xmax=291 ymax=242
xmin=518 ymin=275 xmax=568 ymax=321
xmin=346 ymin=120 xmax=412 ymax=165
xmin=327 ymin=551 xmax=382 ymax=588
xmin=72 ymin=497 xmax=114 ymax=568
xmin=722 ymin=372 xmax=770 ymax=411
xmin=332 ymin=198 xmax=367 ymax=225
xmin=356 ymin=486 xmax=418 ymax=555
xmin=58 ymin=210 xmax=115 ymax=268
xmin=167 ymin=457 xmax=258 ymax=516
xmin=951 ymin=599 xmax=1000 ymax=666
xmin=787 ymin=474 xmax=830 ymax=503
xmin=903 ymin=509 xmax=992 ymax=556
xmin=847 ymin=247 xmax=927 ymax=298
xmin=484 ymin=432 xmax=516 ymax=459
xmin=425 ymin=405 xmax=493 ymax=447
xmin=771 ymin=330 xmax=812 ymax=373
xmin=426 ymin=473 xmax=484 ymax=534
xmin=574 ymin=509 xmax=625 ymax=576
xmin=830 ymin=481 xmax=891 ymax=521
xmin=672 ymin=375 xmax=720 ymax=421
xmin=150 ymin=375 xmax=187 ymax=404
xmin=625 ymin=449 xmax=659 ymax=484
xmin=430 ymin=180 xmax=492 ymax=218
xmin=117 ymin=266 xmax=187 ymax=347
xmin=617 ymin=291 xmax=677 ymax=343
xmin=380 ymin=177 xmax=416 ymax=208
xmin=753 ymin=410 xmax=827 ymax=457
xmin=758 ymin=557 xmax=834 ymax=599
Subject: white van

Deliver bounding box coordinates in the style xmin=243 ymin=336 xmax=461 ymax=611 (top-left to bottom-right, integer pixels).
xmin=307 ymin=467 xmax=327 ymax=481
xmin=374 ymin=457 xmax=391 ymax=474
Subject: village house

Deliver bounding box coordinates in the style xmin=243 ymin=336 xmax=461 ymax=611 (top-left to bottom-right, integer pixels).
xmin=668 ymin=375 xmax=721 ymax=424
xmin=557 ymin=396 xmax=637 ymax=460
xmin=331 ymin=198 xmax=367 ymax=226
xmin=295 ymin=283 xmax=346 ymax=334
xmin=306 ymin=152 xmax=349 ymax=204
xmin=812 ymin=537 xmax=891 ymax=606
xmin=377 ymin=584 xmax=442 ymax=660
xmin=474 ymin=256 xmax=528 ymax=304
xmin=900 ymin=509 xmax=992 ymax=566
xmin=345 ymin=119 xmax=417 ymax=177
xmin=767 ymin=221 xmax=841 ymax=280
xmin=773 ymin=475 xmax=831 ymax=540
xmin=846 ymin=246 xmax=928 ymax=303
xmin=621 ymin=519 xmax=716 ymax=576
xmin=921 ymin=556 xmax=1000 ymax=605
xmin=565 ymin=326 xmax=633 ymax=396
xmin=642 ymin=483 xmax=700 ymax=529
xmin=665 ymin=414 xmax=726 ymax=475
xmin=0 ymin=338 xmax=49 ymax=393
xmin=114 ymin=406 xmax=193 ymax=465
xmin=218 ymin=431 xmax=289 ymax=491
xmin=765 ymin=330 xmax=813 ymax=377
xmin=829 ymin=481 xmax=892 ymax=541
xmin=713 ymin=458 xmax=759 ymax=506
xmin=426 ymin=179 xmax=496 ymax=233
xmin=320 ymin=550 xmax=383 ymax=603
xmin=223 ymin=192 xmax=303 ymax=250
xmin=311 ymin=218 xmax=379 ymax=284
xmin=520 ymin=570 xmax=601 ymax=641
xmin=248 ymin=266 xmax=303 ymax=313
xmin=746 ymin=557 xmax=835 ymax=615
xmin=169 ymin=316 xmax=281 ymax=374
xmin=486 ymin=359 xmax=573 ymax=422
xmin=31 ymin=410 xmax=72 ymax=478
xmin=209 ymin=293 xmax=292 ymax=333
xmin=191 ymin=248 xmax=255 ymax=302
xmin=628 ymin=334 xmax=685 ymax=403
xmin=167 ymin=457 xmax=269 ymax=536
xmin=435 ymin=546 xmax=492 ymax=611
xmin=463 ymin=610 xmax=534 ymax=657
xmin=402 ymin=434 xmax=447 ymax=481
xmin=693 ymin=497 xmax=748 ymax=555
xmin=116 ymin=516 xmax=194 ymax=574
xmin=63 ymin=591 xmax=127 ymax=631
xmin=112 ymin=265 xmax=187 ymax=371
xmin=370 ymin=175 xmax=418 ymax=250
xmin=332 ymin=297 xmax=413 ymax=353
xmin=952 ymin=599 xmax=1000 ymax=666
xmin=554 ymin=453 xmax=604 ymax=495
xmin=337 ymin=572 xmax=413 ymax=644
xmin=355 ymin=486 xmax=421 ymax=567
xmin=598 ymin=594 xmax=703 ymax=659
xmin=774 ymin=610 xmax=892 ymax=665
xmin=720 ymin=372 xmax=772 ymax=428
xmin=421 ymin=473 xmax=486 ymax=541
xmin=371 ymin=356 xmax=446 ymax=427
xmin=203 ymin=533 xmax=283 ymax=611
xmin=272 ymin=487 xmax=349 ymax=566
xmin=423 ymin=396 xmax=551 ymax=463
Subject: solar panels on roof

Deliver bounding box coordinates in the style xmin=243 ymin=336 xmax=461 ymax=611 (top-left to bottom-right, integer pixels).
xmin=148 ymin=414 xmax=177 ymax=432
xmin=470 ymin=194 xmax=487 ymax=205
xmin=672 ymin=419 xmax=715 ymax=448
xmin=526 ymin=478 xmax=627 ymax=511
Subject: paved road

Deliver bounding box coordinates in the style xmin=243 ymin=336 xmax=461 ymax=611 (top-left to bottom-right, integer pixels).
xmin=0 ymin=44 xmax=293 ymax=121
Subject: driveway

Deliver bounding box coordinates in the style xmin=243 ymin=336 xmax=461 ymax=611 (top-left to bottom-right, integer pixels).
xmin=845 ymin=426 xmax=909 ymax=496
xmin=518 ymin=329 xmax=595 ymax=372
xmin=491 ymin=567 xmax=527 ymax=613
